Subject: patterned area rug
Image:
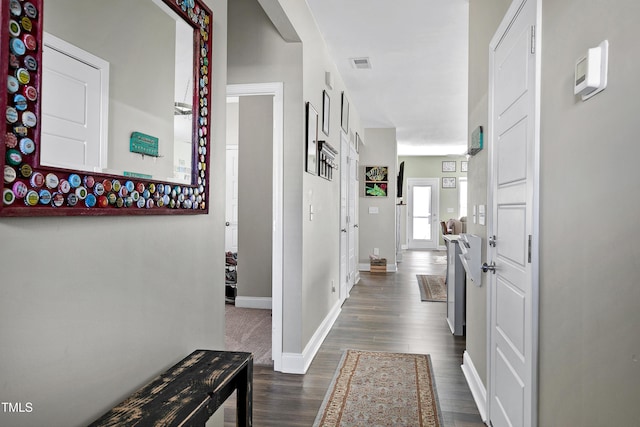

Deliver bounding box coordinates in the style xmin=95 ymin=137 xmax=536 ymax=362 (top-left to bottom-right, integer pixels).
xmin=314 ymin=350 xmax=443 ymax=427
xmin=417 ymin=275 xmax=447 ymax=302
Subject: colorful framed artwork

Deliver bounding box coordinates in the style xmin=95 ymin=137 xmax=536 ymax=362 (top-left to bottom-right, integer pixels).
xmin=365 ymin=166 xmax=388 ymax=182
xmin=442 ymin=177 xmax=456 ymax=188
xmin=365 ymin=182 xmax=387 ymax=197
xmin=306 ymin=102 xmax=319 ymax=175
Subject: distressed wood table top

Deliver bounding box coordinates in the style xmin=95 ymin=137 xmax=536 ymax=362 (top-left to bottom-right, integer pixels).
xmin=89 ymin=349 xmax=253 ymax=427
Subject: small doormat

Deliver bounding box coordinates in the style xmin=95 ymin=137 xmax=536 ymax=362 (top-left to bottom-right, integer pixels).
xmin=417 ymin=275 xmax=447 ymax=302
xmin=313 ymin=350 xmax=443 ymax=427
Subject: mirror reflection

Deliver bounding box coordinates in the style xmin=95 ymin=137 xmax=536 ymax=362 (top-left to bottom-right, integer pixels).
xmin=42 ymin=0 xmax=194 ymax=184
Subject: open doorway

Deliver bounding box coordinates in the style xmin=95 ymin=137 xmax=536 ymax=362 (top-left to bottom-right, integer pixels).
xmin=224 ymin=83 xmax=284 ymax=371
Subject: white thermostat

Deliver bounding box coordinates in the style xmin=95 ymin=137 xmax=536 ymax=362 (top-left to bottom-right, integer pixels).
xmin=574 ymin=40 xmax=609 ymax=101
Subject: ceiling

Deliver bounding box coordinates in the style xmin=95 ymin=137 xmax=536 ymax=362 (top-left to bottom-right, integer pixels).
xmin=305 ymin=0 xmax=470 ymax=156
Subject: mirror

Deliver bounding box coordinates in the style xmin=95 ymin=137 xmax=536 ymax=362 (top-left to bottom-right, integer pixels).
xmin=1 ymin=0 xmax=212 ymax=216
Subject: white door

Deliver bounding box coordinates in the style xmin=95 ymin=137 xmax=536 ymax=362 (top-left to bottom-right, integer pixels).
xmin=348 ymin=142 xmax=358 ymax=291
xmin=41 ymin=33 xmax=108 ymax=172
xmin=225 ymin=146 xmax=239 ymax=253
xmin=407 ymin=178 xmax=439 ymax=249
xmin=487 ymin=1 xmax=539 ymax=426
xmin=339 ymin=133 xmax=349 ymax=302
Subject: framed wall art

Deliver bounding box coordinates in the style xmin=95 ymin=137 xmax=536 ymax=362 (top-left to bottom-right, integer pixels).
xmin=442 ymin=161 xmax=456 ymax=172
xmin=341 ymin=92 xmax=349 ymax=133
xmin=442 ymin=177 xmax=457 ymax=188
xmin=322 ymin=90 xmax=330 ymax=136
xmin=305 ymin=102 xmax=318 ymax=175
xmin=365 ymin=166 xmax=388 ymax=197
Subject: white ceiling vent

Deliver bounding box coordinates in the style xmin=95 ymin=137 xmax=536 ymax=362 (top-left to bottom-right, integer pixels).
xmin=350 ymin=57 xmax=372 ymax=69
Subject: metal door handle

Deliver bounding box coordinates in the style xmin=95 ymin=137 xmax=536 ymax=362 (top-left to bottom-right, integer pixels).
xmin=482 ymin=262 xmax=496 ymax=274
xmin=225 ymin=222 xmax=230 ymax=226
xmin=341 ymin=228 xmax=347 ymax=233
xmin=354 ymin=224 xmax=359 ymax=228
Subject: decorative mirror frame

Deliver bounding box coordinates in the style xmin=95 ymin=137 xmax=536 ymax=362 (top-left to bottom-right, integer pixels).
xmin=1 ymin=0 xmax=213 ymax=216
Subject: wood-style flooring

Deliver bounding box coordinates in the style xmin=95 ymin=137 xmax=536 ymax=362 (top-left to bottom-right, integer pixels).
xmin=224 ymin=250 xmax=485 ymax=426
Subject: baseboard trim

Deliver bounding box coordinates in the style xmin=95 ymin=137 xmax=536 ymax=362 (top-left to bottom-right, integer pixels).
xmin=437 ymin=245 xmax=446 ymax=251
xmin=461 ymin=350 xmax=488 ymax=422
xmin=280 ymin=300 xmax=341 ymax=374
xmin=234 ymin=296 xmax=272 ymax=310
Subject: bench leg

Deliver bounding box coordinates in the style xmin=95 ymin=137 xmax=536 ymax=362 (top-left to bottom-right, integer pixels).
xmin=236 ymin=361 xmax=253 ymax=427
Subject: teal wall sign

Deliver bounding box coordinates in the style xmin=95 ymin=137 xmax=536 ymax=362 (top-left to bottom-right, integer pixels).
xmin=130 ymin=132 xmax=159 ymax=157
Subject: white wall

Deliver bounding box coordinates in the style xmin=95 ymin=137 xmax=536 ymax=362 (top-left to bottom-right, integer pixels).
xmin=359 ymin=129 xmax=397 ymax=267
xmin=0 ymin=0 xmax=227 ymax=426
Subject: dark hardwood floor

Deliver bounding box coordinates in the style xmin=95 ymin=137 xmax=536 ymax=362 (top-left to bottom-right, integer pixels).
xmin=224 ymin=250 xmax=485 ymax=426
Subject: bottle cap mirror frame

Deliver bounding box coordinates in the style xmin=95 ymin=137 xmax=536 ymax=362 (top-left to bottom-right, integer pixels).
xmin=0 ymin=0 xmax=213 ymax=216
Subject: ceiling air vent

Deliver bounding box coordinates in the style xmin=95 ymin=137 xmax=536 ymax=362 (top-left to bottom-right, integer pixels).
xmin=350 ymin=57 xmax=372 ymax=69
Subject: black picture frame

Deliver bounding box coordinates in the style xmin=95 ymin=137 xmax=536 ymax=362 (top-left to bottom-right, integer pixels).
xmin=305 ymin=102 xmax=318 ymax=175
xmin=341 ymin=92 xmax=349 ymax=133
xmin=322 ymin=90 xmax=330 ymax=136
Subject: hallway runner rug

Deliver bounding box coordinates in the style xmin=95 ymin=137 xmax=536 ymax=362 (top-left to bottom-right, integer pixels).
xmin=417 ymin=275 xmax=447 ymax=302
xmin=313 ymin=350 xmax=443 ymax=427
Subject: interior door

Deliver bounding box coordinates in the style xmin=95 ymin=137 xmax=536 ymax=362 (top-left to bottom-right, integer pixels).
xmin=407 ymin=178 xmax=439 ymax=249
xmin=348 ymin=142 xmax=358 ymax=291
xmin=41 ymin=34 xmax=108 ymax=172
xmin=225 ymin=146 xmax=239 ymax=253
xmin=339 ymin=132 xmax=349 ymax=302
xmin=488 ymin=1 xmax=539 ymax=426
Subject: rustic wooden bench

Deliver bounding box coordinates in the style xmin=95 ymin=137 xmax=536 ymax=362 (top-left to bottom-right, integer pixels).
xmin=88 ymin=350 xmax=253 ymax=427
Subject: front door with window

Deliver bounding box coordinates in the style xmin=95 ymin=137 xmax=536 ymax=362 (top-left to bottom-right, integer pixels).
xmin=407 ymin=178 xmax=439 ymax=249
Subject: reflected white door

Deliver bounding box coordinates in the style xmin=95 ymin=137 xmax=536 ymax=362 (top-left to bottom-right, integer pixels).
xmin=41 ymin=34 xmax=109 ymax=172
xmin=225 ymin=146 xmax=239 ymax=253
xmin=488 ymin=1 xmax=539 ymax=426
xmin=339 ymin=133 xmax=349 ymax=302
xmin=407 ymin=178 xmax=439 ymax=249
xmin=348 ymin=142 xmax=358 ymax=291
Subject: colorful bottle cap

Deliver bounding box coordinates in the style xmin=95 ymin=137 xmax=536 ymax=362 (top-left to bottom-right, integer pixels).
xmin=102 ymin=179 xmax=112 ymax=192
xmin=19 ymin=164 xmax=32 ymax=177
xmin=146 ymin=199 xmax=155 ymax=209
xmin=118 ymin=186 xmax=128 ymax=198
xmin=6 ymin=148 xmax=22 ymax=165
xmin=125 ymin=180 xmax=135 ymax=192
xmin=162 ymin=194 xmax=170 ymax=205
xmin=24 ymin=55 xmax=37 ymax=71
xmin=58 ymin=179 xmax=71 ymax=194
xmin=75 ymin=186 xmax=87 ymax=199
xmin=115 ymin=197 xmax=124 ymax=208
xmin=30 ymin=171 xmax=44 ymax=188
xmin=23 ymin=34 xmax=36 ymax=51
xmin=22 ymin=111 xmax=37 ymax=127
xmin=142 ymin=189 xmax=150 ymax=199
xmin=24 ymin=190 xmax=39 ymax=206
xmin=23 ymin=85 xmax=37 ymax=101
xmin=4 ymin=165 xmax=17 ymax=183
xmin=93 ymin=182 xmax=105 ymax=195
xmin=24 ymin=2 xmax=38 ymax=19
xmin=45 ymin=173 xmax=59 ymax=189
xmin=169 ymin=199 xmax=176 ymax=208
xmin=97 ymin=195 xmax=108 ymax=208
xmin=148 ymin=183 xmax=156 ymax=193
xmin=83 ymin=175 xmax=95 ymax=188
xmin=136 ymin=182 xmax=145 ymax=193
xmin=6 ymin=106 xmax=19 ymax=124
xmin=14 ymin=94 xmax=28 ymax=111
xmin=9 ymin=20 xmax=21 ymax=37
xmin=67 ymin=193 xmax=78 ymax=206
xmin=130 ymin=190 xmax=140 ymax=202
xmin=9 ymin=54 xmax=20 ymax=69
xmin=68 ymin=173 xmax=81 ymax=188
xmin=5 ymin=132 xmax=18 ymax=148
xmin=3 ymin=189 xmax=16 ymax=205
xmin=9 ymin=38 xmax=25 ymax=56
xmin=112 ymin=180 xmax=121 ymax=192
xmin=20 ymin=17 xmax=32 ymax=32
xmin=156 ymin=198 xmax=164 ymax=208
xmin=85 ymin=193 xmax=97 ymax=207
xmin=38 ymin=189 xmax=51 ymax=205
xmin=12 ymin=181 xmax=28 ymax=198
xmin=124 ymin=197 xmax=133 ymax=208
xmin=51 ymin=192 xmax=64 ymax=207
xmin=16 ymin=68 xmax=30 ymax=85
xmin=9 ymin=0 xmax=21 ymax=17
xmin=13 ymin=125 xmax=28 ymax=137
xmin=19 ymin=137 xmax=34 ymax=154
xmin=107 ymin=192 xmax=117 ymax=205
xmin=136 ymin=198 xmax=146 ymax=208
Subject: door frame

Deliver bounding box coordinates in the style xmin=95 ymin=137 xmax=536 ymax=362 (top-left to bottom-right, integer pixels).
xmin=339 ymin=131 xmax=349 ymax=304
xmin=486 ymin=0 xmax=540 ymax=425
xmin=227 ymin=83 xmax=284 ymax=371
xmin=406 ymin=178 xmax=440 ymax=249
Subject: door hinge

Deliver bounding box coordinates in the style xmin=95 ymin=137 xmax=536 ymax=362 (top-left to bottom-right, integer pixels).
xmin=530 ymin=26 xmax=536 ymax=54
xmin=528 ymin=235 xmax=532 ymax=263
